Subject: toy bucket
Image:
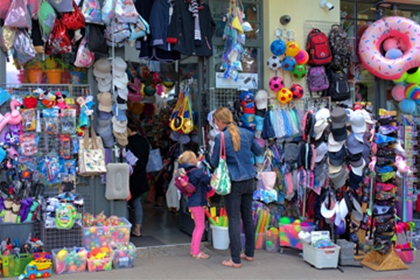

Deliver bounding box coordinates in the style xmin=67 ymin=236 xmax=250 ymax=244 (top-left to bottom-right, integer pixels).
xmin=45 ymin=69 xmax=63 ymax=84
xmin=27 ymin=69 xmax=43 ymax=84
xmin=211 ymin=225 xmax=229 ymax=250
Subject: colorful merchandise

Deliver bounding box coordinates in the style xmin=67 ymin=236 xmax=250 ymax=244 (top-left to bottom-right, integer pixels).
xmin=111 ymin=242 xmax=136 ymax=269
xmin=53 ymin=247 xmax=88 ymax=274
xmin=87 ymin=246 xmax=113 ymax=272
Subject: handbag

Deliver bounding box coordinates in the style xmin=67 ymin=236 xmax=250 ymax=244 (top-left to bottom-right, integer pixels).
xmin=146 ymin=147 xmax=163 ymax=173
xmin=257 ymin=154 xmax=277 ymax=190
xmin=78 ymin=125 xmax=107 ymax=176
xmin=210 ymin=132 xmax=231 ymax=195
xmin=62 ymin=0 xmax=86 ymax=31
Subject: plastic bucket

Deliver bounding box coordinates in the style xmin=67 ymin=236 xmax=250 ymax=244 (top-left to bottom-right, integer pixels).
xmin=45 ymin=69 xmax=63 ymax=84
xmin=27 ymin=69 xmax=43 ymax=84
xmin=211 ymin=225 xmax=229 ymax=250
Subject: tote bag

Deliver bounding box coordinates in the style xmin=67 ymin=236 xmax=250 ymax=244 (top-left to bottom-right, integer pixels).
xmin=210 ymin=132 xmax=231 ymax=195
xmin=78 ymin=126 xmax=107 ymax=176
xmin=146 ymin=147 xmax=163 ymax=173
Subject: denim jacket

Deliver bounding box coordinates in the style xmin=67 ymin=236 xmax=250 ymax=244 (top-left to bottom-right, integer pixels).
xmin=179 ymin=163 xmax=211 ymax=207
xmin=210 ymin=127 xmax=263 ymax=182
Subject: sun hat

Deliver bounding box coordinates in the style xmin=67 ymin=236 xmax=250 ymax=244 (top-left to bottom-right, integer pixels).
xmin=321 ymin=192 xmax=337 ymax=219
xmin=350 ymin=111 xmax=366 ymax=133
xmin=346 ymin=133 xmax=364 ymax=154
xmin=315 ymin=142 xmax=328 ymax=162
xmin=97 ymin=92 xmax=113 ymax=113
xmin=329 ymin=166 xmax=348 ymax=188
xmin=97 ymin=122 xmax=111 ymax=135
xmin=254 ymin=89 xmax=268 ymax=110
xmin=114 ymin=73 xmax=128 ymax=89
xmin=113 ymin=130 xmax=128 ymax=146
xmin=113 ymin=56 xmax=127 ymax=77
xmin=330 ymin=107 xmax=347 ymax=129
xmin=328 ymin=146 xmax=346 ymax=166
xmin=93 ymin=58 xmax=112 ymax=79
xmin=335 ymin=198 xmax=349 ymax=227
xmin=328 ymin=133 xmax=345 ymax=152
xmin=331 ymin=126 xmax=347 ymax=142
xmin=98 ymin=126 xmax=115 ymax=148
xmin=97 ymin=82 xmax=112 ymax=93
xmin=112 ymin=103 xmax=127 ymax=122
xmin=111 ymin=116 xmax=128 ymax=134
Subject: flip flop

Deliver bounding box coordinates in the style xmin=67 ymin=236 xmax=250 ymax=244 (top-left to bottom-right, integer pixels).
xmin=240 ymin=253 xmax=254 ymax=262
xmin=222 ymin=259 xmax=242 ymax=268
xmin=192 ymin=252 xmax=210 ymax=259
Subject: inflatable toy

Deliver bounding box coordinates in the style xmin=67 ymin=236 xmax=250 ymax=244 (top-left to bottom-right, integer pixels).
xmin=269 ymin=76 xmax=284 ymax=92
xmin=294 ymin=49 xmax=309 ymax=65
xmin=267 ymin=55 xmax=282 ymax=71
xmin=359 ymin=16 xmax=420 ymax=80
xmin=277 ymin=88 xmax=293 ymax=104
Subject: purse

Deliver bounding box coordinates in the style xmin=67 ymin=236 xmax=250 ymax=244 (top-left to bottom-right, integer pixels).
xmin=78 ymin=125 xmax=107 ymax=176
xmin=257 ymin=154 xmax=277 ymax=190
xmin=62 ymin=0 xmax=86 ymax=31
xmin=210 ymin=132 xmax=231 ymax=195
xmin=146 ymin=147 xmax=163 ymax=173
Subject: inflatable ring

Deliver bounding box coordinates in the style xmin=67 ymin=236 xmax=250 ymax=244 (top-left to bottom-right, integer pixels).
xmin=359 ymin=16 xmax=420 ymax=80
xmin=55 ymin=204 xmax=76 ymax=229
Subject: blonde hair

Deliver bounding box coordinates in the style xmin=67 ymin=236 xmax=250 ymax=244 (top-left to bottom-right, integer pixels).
xmin=213 ymin=107 xmax=240 ymax=152
xmin=178 ymin=150 xmax=197 ymax=165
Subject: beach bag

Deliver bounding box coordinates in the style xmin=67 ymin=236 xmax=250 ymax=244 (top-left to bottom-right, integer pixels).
xmin=74 ymin=31 xmax=94 ymax=68
xmin=48 ymin=0 xmax=73 ymax=12
xmin=81 ymin=0 xmax=102 ymax=25
xmin=328 ymin=24 xmax=352 ymax=70
xmin=4 ymin=0 xmax=32 ymax=29
xmin=129 ymin=14 xmax=150 ymax=41
xmin=115 ymin=0 xmax=138 ymax=23
xmin=174 ymin=168 xmax=197 ymax=197
xmin=62 ymin=0 xmax=86 ymax=30
xmin=101 ymin=0 xmax=116 ymax=25
xmin=146 ymin=147 xmax=163 ymax=173
xmin=88 ymin=24 xmax=108 ymax=56
xmin=38 ymin=0 xmax=57 ymax=41
xmin=78 ymin=126 xmax=107 ymax=176
xmin=14 ymin=29 xmax=36 ymax=66
xmin=46 ymin=18 xmax=72 ymax=55
xmin=306 ymin=28 xmax=332 ymax=66
xmin=210 ymin=132 xmax=231 ymax=195
xmin=257 ymin=156 xmax=276 ymax=190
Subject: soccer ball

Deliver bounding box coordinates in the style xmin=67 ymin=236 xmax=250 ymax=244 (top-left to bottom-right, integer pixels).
xmin=281 ymin=56 xmax=296 ymax=71
xmin=290 ymin=84 xmax=304 ymax=100
xmin=277 ymin=87 xmax=293 ymax=104
xmin=269 ymin=76 xmax=284 ymax=92
xmin=292 ymin=65 xmax=307 ymax=79
xmin=267 ymin=56 xmax=282 ymax=71
xmin=270 ymin=39 xmax=286 ymax=56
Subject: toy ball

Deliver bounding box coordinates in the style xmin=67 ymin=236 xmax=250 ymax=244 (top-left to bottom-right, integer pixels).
xmin=391 ymin=85 xmax=406 ymax=101
xmin=294 ymin=49 xmax=309 ymax=65
xmin=399 ymin=99 xmax=416 ymax=114
xmin=290 ymin=84 xmax=304 ymax=99
xmin=382 ymin=37 xmax=399 ymax=52
xmin=162 ymin=77 xmax=175 ymax=88
xmin=269 ymin=76 xmax=284 ymax=91
xmin=281 ymin=56 xmax=296 ymax=71
xmin=267 ymin=55 xmax=282 ymax=71
xmin=291 ymin=65 xmax=307 ymax=79
xmin=293 ymin=219 xmax=301 ymax=225
xmin=280 ymin=216 xmax=291 ymax=225
xmin=285 ymin=41 xmax=300 ymax=57
xmin=405 ymin=67 xmax=420 ymax=84
xmin=57 ymin=249 xmax=69 ymax=261
xmin=270 ymin=39 xmax=286 ymax=56
xmin=144 ymin=84 xmax=156 ymax=96
xmin=385 ymin=48 xmax=403 ymax=59
xmin=240 ymin=90 xmax=254 ymax=102
xmin=405 ymin=84 xmax=420 ymax=100
xmin=393 ymin=72 xmax=408 ymax=84
xmin=277 ymin=87 xmax=293 ymax=104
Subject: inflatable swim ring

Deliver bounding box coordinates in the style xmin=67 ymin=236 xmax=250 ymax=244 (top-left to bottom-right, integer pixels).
xmin=358 ymin=16 xmax=420 ymax=80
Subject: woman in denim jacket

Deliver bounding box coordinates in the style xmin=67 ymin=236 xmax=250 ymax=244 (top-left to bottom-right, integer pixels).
xmin=210 ymin=107 xmax=263 ymax=268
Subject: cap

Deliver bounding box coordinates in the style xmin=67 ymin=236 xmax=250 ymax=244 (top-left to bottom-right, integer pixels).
xmin=98 ymin=126 xmax=115 ymax=148
xmin=314 ymin=108 xmax=330 ymax=127
xmin=353 ymin=132 xmax=364 ymax=143
xmin=329 ymin=166 xmax=349 ymax=189
xmin=114 ymin=73 xmax=128 ymax=89
xmin=112 ymin=116 xmax=128 ymax=134
xmin=112 ymin=103 xmax=127 ymax=122
xmin=315 ymin=142 xmax=328 ymax=162
xmin=98 ymin=110 xmax=112 ymax=120
xmin=118 ymin=87 xmax=128 ymax=101
xmin=112 ymin=130 xmax=128 ymax=146
xmin=254 ymin=90 xmax=268 ymax=110
xmin=328 ymin=146 xmax=346 ymax=166
xmin=346 ymin=133 xmax=364 ymax=154
xmin=350 ymin=111 xmax=367 ymax=134
xmin=331 ymin=126 xmax=347 ymax=142
xmin=351 ymin=158 xmax=366 ymax=176
xmin=328 ymin=133 xmax=345 ymax=152
xmin=93 ymin=58 xmax=112 ymax=79
xmin=97 ymin=92 xmax=112 ymax=113
xmin=349 ymin=170 xmax=363 ymax=190
xmin=113 ymin=56 xmax=127 ymax=77
xmin=328 ymin=158 xmax=342 ymax=174
xmin=330 ymin=107 xmax=347 ymax=129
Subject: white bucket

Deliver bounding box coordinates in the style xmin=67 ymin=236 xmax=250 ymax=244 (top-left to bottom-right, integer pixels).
xmin=211 ymin=225 xmax=230 ymax=250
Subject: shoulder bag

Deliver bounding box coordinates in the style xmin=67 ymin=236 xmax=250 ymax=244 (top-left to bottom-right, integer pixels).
xmin=210 ymin=132 xmax=231 ymax=195
xmin=78 ymin=125 xmax=107 ymax=176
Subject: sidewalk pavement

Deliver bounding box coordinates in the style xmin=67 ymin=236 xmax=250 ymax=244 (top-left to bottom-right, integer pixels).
xmin=48 ymin=243 xmax=419 ymax=280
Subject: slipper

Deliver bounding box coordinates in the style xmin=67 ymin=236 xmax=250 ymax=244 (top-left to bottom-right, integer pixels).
xmin=240 ymin=253 xmax=254 ymax=262
xmin=192 ymin=252 xmax=210 ymax=259
xmin=222 ymin=259 xmax=242 ymax=268
xmin=131 ymin=233 xmax=142 ymax=238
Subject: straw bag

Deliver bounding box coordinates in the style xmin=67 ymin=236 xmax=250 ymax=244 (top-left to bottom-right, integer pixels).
xmin=78 ymin=125 xmax=107 ymax=176
xmin=210 ymin=132 xmax=231 ymax=195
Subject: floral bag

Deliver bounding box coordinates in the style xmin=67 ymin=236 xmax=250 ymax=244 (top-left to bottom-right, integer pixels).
xmin=210 ymin=132 xmax=231 ymax=195
xmin=78 ymin=125 xmax=107 ymax=176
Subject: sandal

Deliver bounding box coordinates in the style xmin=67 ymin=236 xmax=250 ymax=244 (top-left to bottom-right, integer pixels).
xmin=240 ymin=253 xmax=254 ymax=262
xmin=222 ymin=259 xmax=242 ymax=268
xmin=192 ymin=252 xmax=210 ymax=259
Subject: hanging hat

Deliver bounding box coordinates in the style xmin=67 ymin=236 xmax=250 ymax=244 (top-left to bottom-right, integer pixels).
xmin=93 ymin=58 xmax=112 ymax=79
xmin=97 ymin=92 xmax=113 ymax=113
xmin=350 ymin=111 xmax=367 ymax=134
xmin=315 ymin=142 xmax=328 ymax=163
xmin=113 ymin=56 xmax=127 ymax=77
xmin=346 ymin=133 xmax=364 ymax=155
xmin=331 ymin=126 xmax=347 ymax=142
xmin=328 ymin=146 xmax=346 ymax=166
xmin=254 ymin=90 xmax=268 ymax=110
xmin=328 ymin=133 xmax=345 ymax=152
xmin=330 ymin=107 xmax=347 ymax=129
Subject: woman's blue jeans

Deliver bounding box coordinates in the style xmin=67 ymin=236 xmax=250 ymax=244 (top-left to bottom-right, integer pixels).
xmin=131 ymin=196 xmax=143 ymax=225
xmin=223 ymin=178 xmax=255 ymax=264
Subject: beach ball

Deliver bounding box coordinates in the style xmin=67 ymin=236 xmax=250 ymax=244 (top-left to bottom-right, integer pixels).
xmin=405 ymin=84 xmax=420 ymax=101
xmin=405 ymin=68 xmax=420 ymax=84
xmin=267 ymin=55 xmax=282 ymax=71
xmin=269 ymin=76 xmax=284 ymax=91
xmin=382 ymin=37 xmax=398 ymax=52
xmin=285 ymin=41 xmax=300 ymax=57
xmin=290 ymin=84 xmax=304 ymax=99
xmin=291 ymin=65 xmax=307 ymax=79
xmin=270 ymin=39 xmax=286 ymax=56
xmin=277 ymin=88 xmax=293 ymax=104
xmin=294 ymin=49 xmax=309 ymax=65
xmin=391 ymin=85 xmax=406 ymax=101
xmin=282 ymin=56 xmax=296 ymax=71
xmin=399 ymin=99 xmax=416 ymax=114
xmin=393 ymin=72 xmax=408 ymax=84
xmin=385 ymin=48 xmax=403 ymax=59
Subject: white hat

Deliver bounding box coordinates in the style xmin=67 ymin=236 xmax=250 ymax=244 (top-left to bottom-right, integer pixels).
xmin=350 ymin=111 xmax=366 ymax=134
xmin=321 ymin=192 xmax=337 ymax=219
xmin=254 ymin=90 xmax=268 ymax=110
xmin=359 ymin=109 xmax=375 ymax=124
xmin=97 ymin=75 xmax=112 ymax=92
xmin=118 ymin=87 xmax=128 ymax=101
xmin=313 ymin=121 xmax=328 ymax=140
xmin=328 ymin=158 xmax=342 ymax=174
xmin=314 ymin=108 xmax=330 ymax=127
xmin=315 ymin=142 xmax=328 ymax=162
xmin=111 ymin=116 xmax=128 ymax=134
xmin=351 ymin=196 xmax=363 ymax=221
xmin=93 ymin=58 xmax=112 ymax=79
xmin=335 ymin=199 xmax=349 ymax=227
xmin=328 ymin=133 xmax=345 ymax=152
xmin=114 ymin=73 xmax=128 ymax=89
xmin=113 ymin=56 xmax=127 ymax=77
xmin=351 ymin=158 xmax=366 ymax=176
xmin=97 ymin=92 xmax=113 ymax=112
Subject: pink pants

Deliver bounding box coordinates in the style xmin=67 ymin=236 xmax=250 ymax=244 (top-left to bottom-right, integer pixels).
xmin=189 ymin=206 xmax=205 ymax=255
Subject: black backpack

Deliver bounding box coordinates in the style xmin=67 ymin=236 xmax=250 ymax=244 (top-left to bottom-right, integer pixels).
xmin=326 ymin=69 xmax=350 ymax=101
xmin=328 ymin=24 xmax=353 ymax=70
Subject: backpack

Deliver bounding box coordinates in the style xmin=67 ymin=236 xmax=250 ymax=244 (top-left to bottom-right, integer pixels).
xmin=326 ymin=69 xmax=351 ymax=101
xmin=307 ymin=66 xmax=329 ymax=95
xmin=306 ymin=28 xmax=332 ymax=66
xmin=174 ymin=168 xmax=197 ymax=197
xmin=328 ymin=24 xmax=352 ymax=70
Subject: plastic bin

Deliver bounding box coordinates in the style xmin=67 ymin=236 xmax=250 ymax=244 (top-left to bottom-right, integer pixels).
xmin=255 ymin=232 xmax=266 ymax=250
xmin=83 ymin=218 xmax=132 ymax=250
xmin=87 ymin=257 xmax=113 ymax=272
xmin=265 ymin=227 xmax=279 ymax=253
xmin=111 ymin=242 xmax=137 ymax=269
xmin=52 ymin=247 xmax=88 ymax=274
xmin=211 ymin=225 xmax=229 ymax=250
xmin=0 ymin=221 xmax=34 ymax=246
xmin=1 ymin=253 xmax=34 ymax=278
xmin=279 ymin=223 xmax=315 ymax=250
xmin=40 ymin=223 xmax=83 ymax=252
xmin=302 ymin=242 xmax=340 ymax=269
xmin=394 ymin=248 xmax=416 ymax=264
